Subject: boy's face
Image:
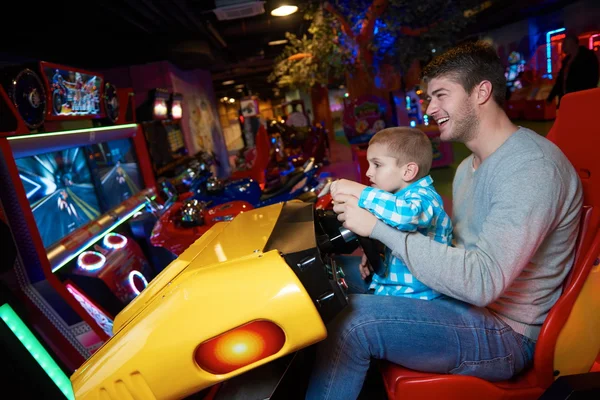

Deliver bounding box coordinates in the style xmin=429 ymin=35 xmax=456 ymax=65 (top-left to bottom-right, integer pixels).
xmin=425 ymin=76 xmax=479 ymax=143
xmin=366 ymin=143 xmax=409 ymax=193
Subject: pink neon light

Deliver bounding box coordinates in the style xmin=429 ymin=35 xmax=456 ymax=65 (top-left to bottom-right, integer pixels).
xmin=590 ymin=34 xmax=600 ymax=50
xmin=66 ymin=284 xmax=114 ymax=337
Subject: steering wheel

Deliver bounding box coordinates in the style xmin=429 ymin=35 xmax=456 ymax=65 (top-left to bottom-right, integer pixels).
xmin=315 ymin=209 xmax=384 ymax=284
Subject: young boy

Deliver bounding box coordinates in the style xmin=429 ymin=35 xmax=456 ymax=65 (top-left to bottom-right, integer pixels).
xmin=330 ymin=127 xmax=452 ymax=299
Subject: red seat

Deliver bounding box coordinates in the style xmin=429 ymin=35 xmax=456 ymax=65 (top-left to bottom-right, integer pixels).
xmin=230 ymin=125 xmax=271 ymax=185
xmin=380 ymin=87 xmax=600 ymax=400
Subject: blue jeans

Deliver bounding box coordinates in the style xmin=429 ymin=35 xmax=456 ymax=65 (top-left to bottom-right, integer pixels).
xmin=306 ymin=256 xmax=536 ymax=399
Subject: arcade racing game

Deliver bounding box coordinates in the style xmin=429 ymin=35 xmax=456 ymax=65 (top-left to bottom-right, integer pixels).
xmin=0 ymin=61 xmax=170 ymax=371
xmin=138 ymin=88 xmax=191 ymax=180
xmin=70 ymin=201 xmax=377 ymax=399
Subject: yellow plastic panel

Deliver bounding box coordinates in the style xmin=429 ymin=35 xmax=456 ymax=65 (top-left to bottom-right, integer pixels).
xmin=71 ymin=250 xmax=326 ymax=400
xmin=554 ymin=262 xmax=600 ymax=376
xmin=113 ymin=202 xmax=284 ymax=333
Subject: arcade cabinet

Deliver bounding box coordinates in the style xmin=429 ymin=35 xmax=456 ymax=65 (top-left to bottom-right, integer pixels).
xmin=0 ymin=217 xmax=74 ymax=399
xmin=392 ymin=88 xmax=454 ymax=169
xmin=0 ymin=61 xmax=170 ymax=371
xmin=506 ymin=28 xmax=564 ymax=121
xmin=138 ymin=88 xmax=191 ymax=179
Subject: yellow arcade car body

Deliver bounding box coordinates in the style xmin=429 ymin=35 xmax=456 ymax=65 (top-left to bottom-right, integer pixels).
xmin=70 ymin=201 xmax=349 ymax=400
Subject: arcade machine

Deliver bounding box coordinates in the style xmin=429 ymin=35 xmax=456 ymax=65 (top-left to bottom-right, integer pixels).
xmin=392 ymin=87 xmax=454 ymax=169
xmin=507 ymin=28 xmax=564 ymax=121
xmin=0 ymin=61 xmax=168 ymax=372
xmin=137 ymin=88 xmax=190 ymax=180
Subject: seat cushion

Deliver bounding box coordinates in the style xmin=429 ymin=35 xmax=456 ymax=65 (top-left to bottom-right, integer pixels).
xmin=380 ymin=362 xmax=543 ymax=400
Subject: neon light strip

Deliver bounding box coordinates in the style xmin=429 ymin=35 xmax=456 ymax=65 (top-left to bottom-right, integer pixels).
xmin=103 ymin=232 xmax=128 ymax=250
xmin=51 ymin=202 xmax=146 ymax=273
xmin=590 ymin=34 xmax=600 ymax=50
xmin=77 ymin=251 xmax=107 ymax=272
xmin=6 ymin=124 xmax=137 ymax=141
xmin=128 ymin=270 xmax=149 ymax=295
xmin=546 ymin=28 xmax=565 ymax=78
xmin=0 ymin=303 xmax=75 ymax=400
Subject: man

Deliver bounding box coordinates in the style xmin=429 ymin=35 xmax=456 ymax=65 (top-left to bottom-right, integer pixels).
xmin=547 ymin=33 xmax=599 ymax=106
xmin=305 ymin=41 xmax=583 ymax=399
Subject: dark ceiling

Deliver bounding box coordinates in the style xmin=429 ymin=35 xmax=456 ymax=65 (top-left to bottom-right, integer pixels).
xmin=0 ymin=0 xmax=578 ymax=99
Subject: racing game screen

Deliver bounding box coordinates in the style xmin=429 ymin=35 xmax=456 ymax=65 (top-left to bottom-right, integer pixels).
xmin=16 ymin=148 xmax=102 ymax=248
xmin=85 ymin=138 xmax=142 ymax=211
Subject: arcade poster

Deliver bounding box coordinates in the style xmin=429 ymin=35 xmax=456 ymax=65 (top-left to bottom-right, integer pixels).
xmin=85 ymin=139 xmax=143 ymax=211
xmin=16 ymin=148 xmax=102 ymax=248
xmin=43 ymin=66 xmax=102 ymax=117
xmin=343 ymin=95 xmax=390 ymax=144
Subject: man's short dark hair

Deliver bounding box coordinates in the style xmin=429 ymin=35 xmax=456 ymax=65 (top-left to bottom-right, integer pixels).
xmin=422 ymin=41 xmax=507 ymax=107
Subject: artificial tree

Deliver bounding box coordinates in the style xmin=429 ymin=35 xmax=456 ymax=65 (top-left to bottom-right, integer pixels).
xmin=269 ymin=0 xmax=481 ymax=98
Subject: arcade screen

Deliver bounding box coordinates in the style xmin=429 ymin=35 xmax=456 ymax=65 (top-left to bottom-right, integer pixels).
xmin=43 ymin=66 xmax=102 ymax=117
xmin=16 ymin=148 xmax=102 ymax=248
xmin=85 ymin=138 xmax=143 ymax=211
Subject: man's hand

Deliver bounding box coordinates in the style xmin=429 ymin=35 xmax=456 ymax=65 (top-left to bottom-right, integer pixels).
xmin=359 ymin=253 xmax=373 ymax=280
xmin=330 ymin=179 xmax=367 ymax=199
xmin=332 ymin=194 xmax=377 ymax=237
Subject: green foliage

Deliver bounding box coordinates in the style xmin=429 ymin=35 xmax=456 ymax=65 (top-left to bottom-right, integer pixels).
xmin=269 ymin=0 xmax=480 ymax=90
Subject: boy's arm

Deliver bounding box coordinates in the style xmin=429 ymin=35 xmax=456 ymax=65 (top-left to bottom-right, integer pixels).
xmin=358 ymin=186 xmax=434 ymax=231
xmin=330 ymin=179 xmax=368 ymax=199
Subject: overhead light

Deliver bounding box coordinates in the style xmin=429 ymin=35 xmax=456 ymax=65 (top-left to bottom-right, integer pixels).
xmin=268 ymin=39 xmax=288 ymax=46
xmin=235 ymin=84 xmax=245 ymax=89
xmin=271 ymin=5 xmax=298 ymax=17
xmin=229 ymin=98 xmax=236 ymax=103
xmin=222 ymin=80 xmax=235 ymax=85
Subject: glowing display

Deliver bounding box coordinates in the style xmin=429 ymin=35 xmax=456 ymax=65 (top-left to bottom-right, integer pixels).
xmin=102 ymin=232 xmax=127 ymax=250
xmin=16 ymin=148 xmax=101 ymax=248
xmin=195 ymin=320 xmax=285 ymax=374
xmin=171 ymin=101 xmax=182 ymax=119
xmin=128 ymin=270 xmax=148 ymax=295
xmin=153 ymin=99 xmax=168 ymax=119
xmin=77 ymin=251 xmax=106 ymax=271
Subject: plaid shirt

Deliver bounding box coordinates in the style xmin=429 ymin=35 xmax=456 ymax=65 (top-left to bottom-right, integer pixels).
xmin=358 ymin=175 xmax=453 ymax=299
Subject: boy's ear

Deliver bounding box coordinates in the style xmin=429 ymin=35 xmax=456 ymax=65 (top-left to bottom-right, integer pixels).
xmin=403 ymin=162 xmax=419 ymax=182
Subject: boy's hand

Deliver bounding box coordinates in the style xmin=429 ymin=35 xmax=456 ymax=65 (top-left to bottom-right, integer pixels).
xmin=330 ymin=179 xmax=367 ymax=200
xmin=359 ymin=253 xmax=373 ymax=280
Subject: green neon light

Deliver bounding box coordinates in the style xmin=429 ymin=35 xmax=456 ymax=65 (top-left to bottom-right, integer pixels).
xmin=0 ymin=303 xmax=75 ymax=400
xmin=52 ymin=202 xmax=147 ymax=273
xmin=7 ymin=124 xmax=138 ymax=141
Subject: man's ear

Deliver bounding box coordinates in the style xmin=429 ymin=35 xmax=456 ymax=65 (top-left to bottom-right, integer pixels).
xmin=403 ymin=162 xmax=419 ymax=182
xmin=476 ymin=80 xmax=494 ymax=105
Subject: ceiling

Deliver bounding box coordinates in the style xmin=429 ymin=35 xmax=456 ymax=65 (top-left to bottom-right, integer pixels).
xmin=0 ymin=0 xmax=577 ymax=99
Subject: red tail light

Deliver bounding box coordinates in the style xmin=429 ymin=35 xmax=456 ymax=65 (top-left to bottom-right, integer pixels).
xmin=195 ymin=320 xmax=285 ymax=374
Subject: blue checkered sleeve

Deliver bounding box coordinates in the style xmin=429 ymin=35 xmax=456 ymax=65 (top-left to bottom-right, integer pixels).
xmin=358 ymin=186 xmax=434 ymax=232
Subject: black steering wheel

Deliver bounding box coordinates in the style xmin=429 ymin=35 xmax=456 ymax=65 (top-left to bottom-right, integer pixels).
xmin=315 ymin=209 xmax=384 ymax=284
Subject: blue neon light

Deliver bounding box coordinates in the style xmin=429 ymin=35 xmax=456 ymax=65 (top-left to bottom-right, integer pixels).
xmin=546 ymin=28 xmax=565 ymax=79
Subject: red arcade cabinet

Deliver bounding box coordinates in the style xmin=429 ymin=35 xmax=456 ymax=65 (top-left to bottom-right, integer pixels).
xmin=0 ymin=61 xmax=170 ymax=371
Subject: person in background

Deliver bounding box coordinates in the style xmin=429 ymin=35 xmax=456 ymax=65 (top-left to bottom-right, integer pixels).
xmin=547 ymin=33 xmax=599 ymax=106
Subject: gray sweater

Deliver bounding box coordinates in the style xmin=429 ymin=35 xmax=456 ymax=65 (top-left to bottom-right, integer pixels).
xmin=371 ymin=128 xmax=583 ymax=340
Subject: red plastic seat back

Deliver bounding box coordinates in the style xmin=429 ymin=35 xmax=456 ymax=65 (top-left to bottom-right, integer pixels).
xmin=535 ymin=87 xmax=600 ymax=388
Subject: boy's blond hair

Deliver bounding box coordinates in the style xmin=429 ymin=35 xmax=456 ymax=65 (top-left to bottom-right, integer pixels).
xmin=368 ymin=127 xmax=433 ymax=180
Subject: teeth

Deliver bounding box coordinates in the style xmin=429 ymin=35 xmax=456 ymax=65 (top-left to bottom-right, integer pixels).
xmin=437 ymin=117 xmax=449 ymax=124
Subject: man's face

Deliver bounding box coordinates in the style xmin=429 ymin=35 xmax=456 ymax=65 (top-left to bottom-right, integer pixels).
xmin=425 ymin=76 xmax=479 ymax=143
xmin=365 ymin=143 xmax=407 ymax=193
